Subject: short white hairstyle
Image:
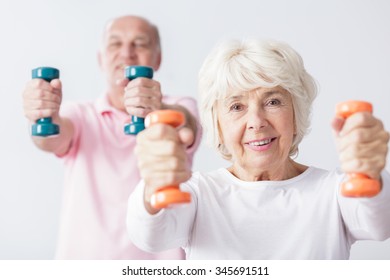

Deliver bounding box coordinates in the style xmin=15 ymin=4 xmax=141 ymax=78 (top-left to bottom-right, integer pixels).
xmin=198 ymin=39 xmax=318 ymax=160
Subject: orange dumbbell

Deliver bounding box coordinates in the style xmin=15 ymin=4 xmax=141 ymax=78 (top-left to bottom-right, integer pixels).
xmin=336 ymin=100 xmax=381 ymax=197
xmin=145 ymin=110 xmax=192 ymax=209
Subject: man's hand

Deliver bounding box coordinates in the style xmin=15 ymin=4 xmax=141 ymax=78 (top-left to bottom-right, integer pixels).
xmin=118 ymin=77 xmax=163 ymax=118
xmin=23 ymin=78 xmax=62 ymax=124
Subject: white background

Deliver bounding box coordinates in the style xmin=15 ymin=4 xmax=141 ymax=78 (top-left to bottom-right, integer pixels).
xmin=0 ymin=0 xmax=389 ymax=259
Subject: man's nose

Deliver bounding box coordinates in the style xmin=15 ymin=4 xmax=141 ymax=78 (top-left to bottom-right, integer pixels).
xmin=120 ymin=44 xmax=136 ymax=59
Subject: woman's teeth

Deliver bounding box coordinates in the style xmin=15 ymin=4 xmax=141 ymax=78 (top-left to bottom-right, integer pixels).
xmin=249 ymin=139 xmax=272 ymax=146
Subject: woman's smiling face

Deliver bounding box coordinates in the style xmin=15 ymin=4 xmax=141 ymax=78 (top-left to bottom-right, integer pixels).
xmin=217 ymin=86 xmax=296 ymax=181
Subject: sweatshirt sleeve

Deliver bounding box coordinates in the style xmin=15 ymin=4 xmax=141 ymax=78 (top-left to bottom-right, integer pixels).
xmin=338 ymin=169 xmax=390 ymax=241
xmin=126 ymin=177 xmax=198 ymax=253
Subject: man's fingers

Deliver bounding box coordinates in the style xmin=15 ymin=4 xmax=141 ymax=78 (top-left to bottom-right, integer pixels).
xmin=25 ymin=90 xmax=61 ymax=103
xmin=124 ymin=96 xmax=162 ymax=109
xmin=24 ymin=97 xmax=61 ymax=109
xmin=50 ymin=79 xmax=62 ymax=90
xmin=24 ymin=108 xmax=59 ymax=120
xmin=116 ymin=78 xmax=129 ymax=87
xmin=127 ymin=77 xmax=160 ymax=89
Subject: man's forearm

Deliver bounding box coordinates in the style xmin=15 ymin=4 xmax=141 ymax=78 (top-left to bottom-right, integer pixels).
xmin=31 ymin=117 xmax=74 ymax=156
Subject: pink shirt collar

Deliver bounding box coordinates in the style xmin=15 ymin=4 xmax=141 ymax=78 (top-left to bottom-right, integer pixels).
xmin=95 ymin=94 xmax=114 ymax=115
xmin=95 ymin=94 xmax=130 ymax=120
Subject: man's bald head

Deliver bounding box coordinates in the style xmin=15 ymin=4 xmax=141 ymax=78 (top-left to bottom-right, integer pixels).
xmin=102 ymin=15 xmax=161 ymax=52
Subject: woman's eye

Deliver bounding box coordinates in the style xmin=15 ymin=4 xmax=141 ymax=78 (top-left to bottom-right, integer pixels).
xmin=267 ymin=99 xmax=281 ymax=106
xmin=230 ymin=103 xmax=243 ymax=111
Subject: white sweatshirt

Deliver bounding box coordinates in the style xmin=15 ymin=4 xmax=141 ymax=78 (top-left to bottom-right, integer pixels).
xmin=127 ymin=167 xmax=390 ymax=259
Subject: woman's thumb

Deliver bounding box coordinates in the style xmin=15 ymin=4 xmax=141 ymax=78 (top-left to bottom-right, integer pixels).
xmin=178 ymin=127 xmax=195 ymax=148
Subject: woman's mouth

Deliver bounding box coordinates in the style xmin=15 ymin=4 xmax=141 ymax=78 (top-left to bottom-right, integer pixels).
xmin=246 ymin=137 xmax=277 ymax=151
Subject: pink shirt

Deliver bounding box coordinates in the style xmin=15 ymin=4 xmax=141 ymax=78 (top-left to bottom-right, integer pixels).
xmin=55 ymin=94 xmax=201 ymax=259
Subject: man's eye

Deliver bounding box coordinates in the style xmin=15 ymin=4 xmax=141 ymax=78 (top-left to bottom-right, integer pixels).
xmin=134 ymin=42 xmax=149 ymax=48
xmin=108 ymin=42 xmax=121 ymax=48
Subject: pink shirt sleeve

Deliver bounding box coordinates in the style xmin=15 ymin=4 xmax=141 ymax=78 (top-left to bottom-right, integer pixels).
xmin=163 ymin=96 xmax=202 ymax=168
xmin=56 ymin=102 xmax=83 ymax=159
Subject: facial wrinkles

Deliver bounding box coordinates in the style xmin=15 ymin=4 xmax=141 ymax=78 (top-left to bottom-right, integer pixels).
xmin=219 ymin=89 xmax=295 ymax=178
xmin=102 ymin=18 xmax=157 ymax=65
xmin=106 ymin=31 xmax=152 ymax=48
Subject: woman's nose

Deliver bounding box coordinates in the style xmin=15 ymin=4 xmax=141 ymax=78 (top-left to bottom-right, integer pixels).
xmin=247 ymin=109 xmax=268 ymax=131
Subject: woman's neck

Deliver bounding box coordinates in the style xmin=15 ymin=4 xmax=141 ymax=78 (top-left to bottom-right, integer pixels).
xmin=228 ymin=159 xmax=308 ymax=182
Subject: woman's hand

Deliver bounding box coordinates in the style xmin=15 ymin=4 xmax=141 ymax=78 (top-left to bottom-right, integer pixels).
xmin=135 ymin=124 xmax=193 ymax=214
xmin=332 ymin=112 xmax=389 ymax=180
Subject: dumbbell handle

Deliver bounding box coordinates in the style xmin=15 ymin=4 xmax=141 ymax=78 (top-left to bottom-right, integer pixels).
xmin=31 ymin=67 xmax=60 ymax=137
xmin=123 ymin=66 xmax=153 ymax=135
xmin=145 ymin=110 xmax=192 ymax=209
xmin=336 ymin=100 xmax=381 ymax=197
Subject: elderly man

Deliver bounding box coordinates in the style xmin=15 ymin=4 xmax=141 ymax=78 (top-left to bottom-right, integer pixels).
xmin=22 ymin=15 xmax=201 ymax=259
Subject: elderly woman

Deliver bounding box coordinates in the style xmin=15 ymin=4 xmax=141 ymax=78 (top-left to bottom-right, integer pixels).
xmin=127 ymin=39 xmax=390 ymax=259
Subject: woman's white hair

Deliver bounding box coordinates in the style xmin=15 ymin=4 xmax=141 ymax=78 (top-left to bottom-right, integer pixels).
xmin=198 ymin=39 xmax=318 ymax=160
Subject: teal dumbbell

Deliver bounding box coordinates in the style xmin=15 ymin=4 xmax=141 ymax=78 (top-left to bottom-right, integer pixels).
xmin=31 ymin=67 xmax=60 ymax=136
xmin=123 ymin=66 xmax=154 ymax=135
